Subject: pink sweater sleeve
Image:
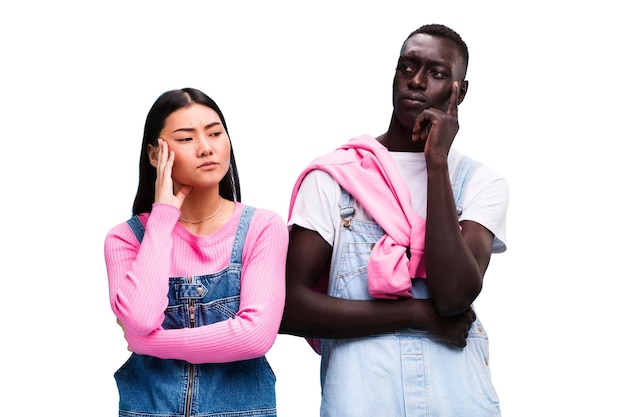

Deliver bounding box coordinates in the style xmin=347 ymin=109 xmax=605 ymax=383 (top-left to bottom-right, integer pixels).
xmin=106 ymin=206 xmax=288 ymax=364
xmin=105 ymin=203 xmax=181 ymax=334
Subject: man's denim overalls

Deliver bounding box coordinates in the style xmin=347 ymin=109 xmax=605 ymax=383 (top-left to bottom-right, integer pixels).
xmin=319 ymin=156 xmax=502 ymax=417
xmin=115 ymin=206 xmax=277 ymax=417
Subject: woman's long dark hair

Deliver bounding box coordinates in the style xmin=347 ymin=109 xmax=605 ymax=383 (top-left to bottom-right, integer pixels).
xmin=132 ymin=88 xmax=241 ymax=215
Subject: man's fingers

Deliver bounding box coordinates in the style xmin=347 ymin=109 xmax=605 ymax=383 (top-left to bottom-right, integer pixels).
xmin=412 ymin=114 xmax=432 ymax=142
xmin=447 ymin=81 xmax=459 ymax=116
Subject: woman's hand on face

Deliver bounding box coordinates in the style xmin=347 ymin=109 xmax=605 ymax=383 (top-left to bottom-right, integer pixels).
xmin=154 ymin=138 xmax=191 ymax=209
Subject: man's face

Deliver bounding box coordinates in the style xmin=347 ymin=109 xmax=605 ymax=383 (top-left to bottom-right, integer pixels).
xmin=392 ymin=33 xmax=467 ymax=130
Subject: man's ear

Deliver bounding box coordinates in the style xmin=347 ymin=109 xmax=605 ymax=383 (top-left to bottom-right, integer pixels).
xmin=457 ymin=80 xmax=469 ymax=105
xmin=147 ymin=144 xmax=158 ymax=168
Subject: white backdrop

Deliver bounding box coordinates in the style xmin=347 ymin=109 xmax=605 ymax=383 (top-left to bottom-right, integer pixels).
xmin=2 ymin=1 xmax=624 ymax=416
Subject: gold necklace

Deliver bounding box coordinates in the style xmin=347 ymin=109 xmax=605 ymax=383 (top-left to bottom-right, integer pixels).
xmin=179 ymin=198 xmax=223 ymax=224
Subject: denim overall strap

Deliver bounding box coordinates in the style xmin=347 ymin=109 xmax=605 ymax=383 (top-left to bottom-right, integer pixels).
xmin=230 ymin=205 xmax=255 ymax=264
xmin=127 ymin=215 xmax=144 ymax=242
xmin=339 ymin=187 xmax=355 ymax=231
xmin=452 ymin=154 xmax=481 ymax=216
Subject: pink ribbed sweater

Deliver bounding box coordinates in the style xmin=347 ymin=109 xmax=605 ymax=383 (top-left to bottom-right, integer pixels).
xmin=104 ymin=202 xmax=288 ymax=364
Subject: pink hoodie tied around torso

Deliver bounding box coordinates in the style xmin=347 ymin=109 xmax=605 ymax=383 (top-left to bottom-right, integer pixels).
xmin=289 ymin=134 xmax=427 ymax=300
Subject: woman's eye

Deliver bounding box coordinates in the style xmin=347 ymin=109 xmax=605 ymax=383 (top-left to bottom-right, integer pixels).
xmin=209 ymin=131 xmax=222 ymax=137
xmin=177 ymin=137 xmax=192 ymax=142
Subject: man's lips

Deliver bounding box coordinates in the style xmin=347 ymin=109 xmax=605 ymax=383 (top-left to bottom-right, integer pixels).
xmin=401 ymin=92 xmax=426 ymax=103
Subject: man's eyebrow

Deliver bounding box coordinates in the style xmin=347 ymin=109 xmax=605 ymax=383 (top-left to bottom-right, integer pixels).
xmin=401 ymin=55 xmax=450 ymax=68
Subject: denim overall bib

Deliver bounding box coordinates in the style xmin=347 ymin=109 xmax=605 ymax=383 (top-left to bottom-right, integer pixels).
xmin=115 ymin=206 xmax=277 ymax=417
xmin=319 ymin=156 xmax=501 ymax=417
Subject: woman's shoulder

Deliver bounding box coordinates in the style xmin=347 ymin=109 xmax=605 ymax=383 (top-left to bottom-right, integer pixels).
xmin=105 ymin=212 xmax=150 ymax=244
xmin=249 ymin=205 xmax=286 ymax=224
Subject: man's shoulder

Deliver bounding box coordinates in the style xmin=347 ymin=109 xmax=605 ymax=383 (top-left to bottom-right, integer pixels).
xmin=301 ymin=167 xmax=340 ymax=185
xmin=449 ymin=148 xmax=506 ymax=181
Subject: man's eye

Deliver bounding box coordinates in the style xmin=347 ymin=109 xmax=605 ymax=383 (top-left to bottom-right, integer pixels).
xmin=397 ymin=64 xmax=414 ymax=74
xmin=431 ymin=70 xmax=446 ymax=79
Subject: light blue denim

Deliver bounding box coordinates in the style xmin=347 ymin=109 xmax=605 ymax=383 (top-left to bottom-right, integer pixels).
xmin=115 ymin=206 xmax=277 ymax=417
xmin=319 ymin=156 xmax=501 ymax=417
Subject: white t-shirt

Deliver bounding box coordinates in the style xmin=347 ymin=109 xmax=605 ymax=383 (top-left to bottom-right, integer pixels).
xmin=289 ymin=147 xmax=508 ymax=254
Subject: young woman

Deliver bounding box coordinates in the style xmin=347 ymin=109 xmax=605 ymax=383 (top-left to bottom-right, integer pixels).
xmin=104 ymin=88 xmax=287 ymax=417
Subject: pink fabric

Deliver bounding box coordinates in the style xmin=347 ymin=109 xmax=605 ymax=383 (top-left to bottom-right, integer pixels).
xmin=104 ymin=202 xmax=288 ymax=364
xmin=289 ymin=134 xmax=426 ymax=300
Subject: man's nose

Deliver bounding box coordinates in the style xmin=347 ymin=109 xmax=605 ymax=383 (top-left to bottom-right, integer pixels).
xmin=408 ymin=70 xmax=427 ymax=89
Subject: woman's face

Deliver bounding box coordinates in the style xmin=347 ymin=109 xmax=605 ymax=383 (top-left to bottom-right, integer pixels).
xmin=154 ymin=103 xmax=231 ymax=189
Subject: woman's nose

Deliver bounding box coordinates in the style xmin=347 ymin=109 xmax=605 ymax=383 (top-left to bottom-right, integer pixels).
xmin=198 ymin=136 xmax=214 ymax=156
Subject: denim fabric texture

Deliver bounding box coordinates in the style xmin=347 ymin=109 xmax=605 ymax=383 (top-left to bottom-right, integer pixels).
xmin=319 ymin=159 xmax=501 ymax=417
xmin=115 ymin=206 xmax=277 ymax=417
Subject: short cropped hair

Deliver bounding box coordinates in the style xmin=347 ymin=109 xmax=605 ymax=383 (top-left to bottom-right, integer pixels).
xmin=404 ymin=24 xmax=469 ymax=71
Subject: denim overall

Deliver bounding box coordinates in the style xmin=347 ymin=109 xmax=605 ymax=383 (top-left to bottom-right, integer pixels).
xmin=319 ymin=156 xmax=501 ymax=417
xmin=115 ymin=206 xmax=277 ymax=417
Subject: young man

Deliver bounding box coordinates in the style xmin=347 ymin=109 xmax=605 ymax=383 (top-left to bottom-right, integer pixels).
xmin=281 ymin=24 xmax=508 ymax=416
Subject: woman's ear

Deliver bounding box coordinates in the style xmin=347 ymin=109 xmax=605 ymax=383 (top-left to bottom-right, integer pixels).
xmin=147 ymin=143 xmax=158 ymax=168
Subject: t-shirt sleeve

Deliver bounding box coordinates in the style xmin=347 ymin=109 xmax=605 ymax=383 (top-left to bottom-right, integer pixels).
xmin=459 ymin=165 xmax=509 ymax=253
xmin=288 ymin=169 xmax=341 ymax=246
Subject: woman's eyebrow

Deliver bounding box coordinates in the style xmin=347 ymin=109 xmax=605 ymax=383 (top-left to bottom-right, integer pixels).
xmin=171 ymin=122 xmax=221 ymax=134
xmin=204 ymin=122 xmax=222 ymax=130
